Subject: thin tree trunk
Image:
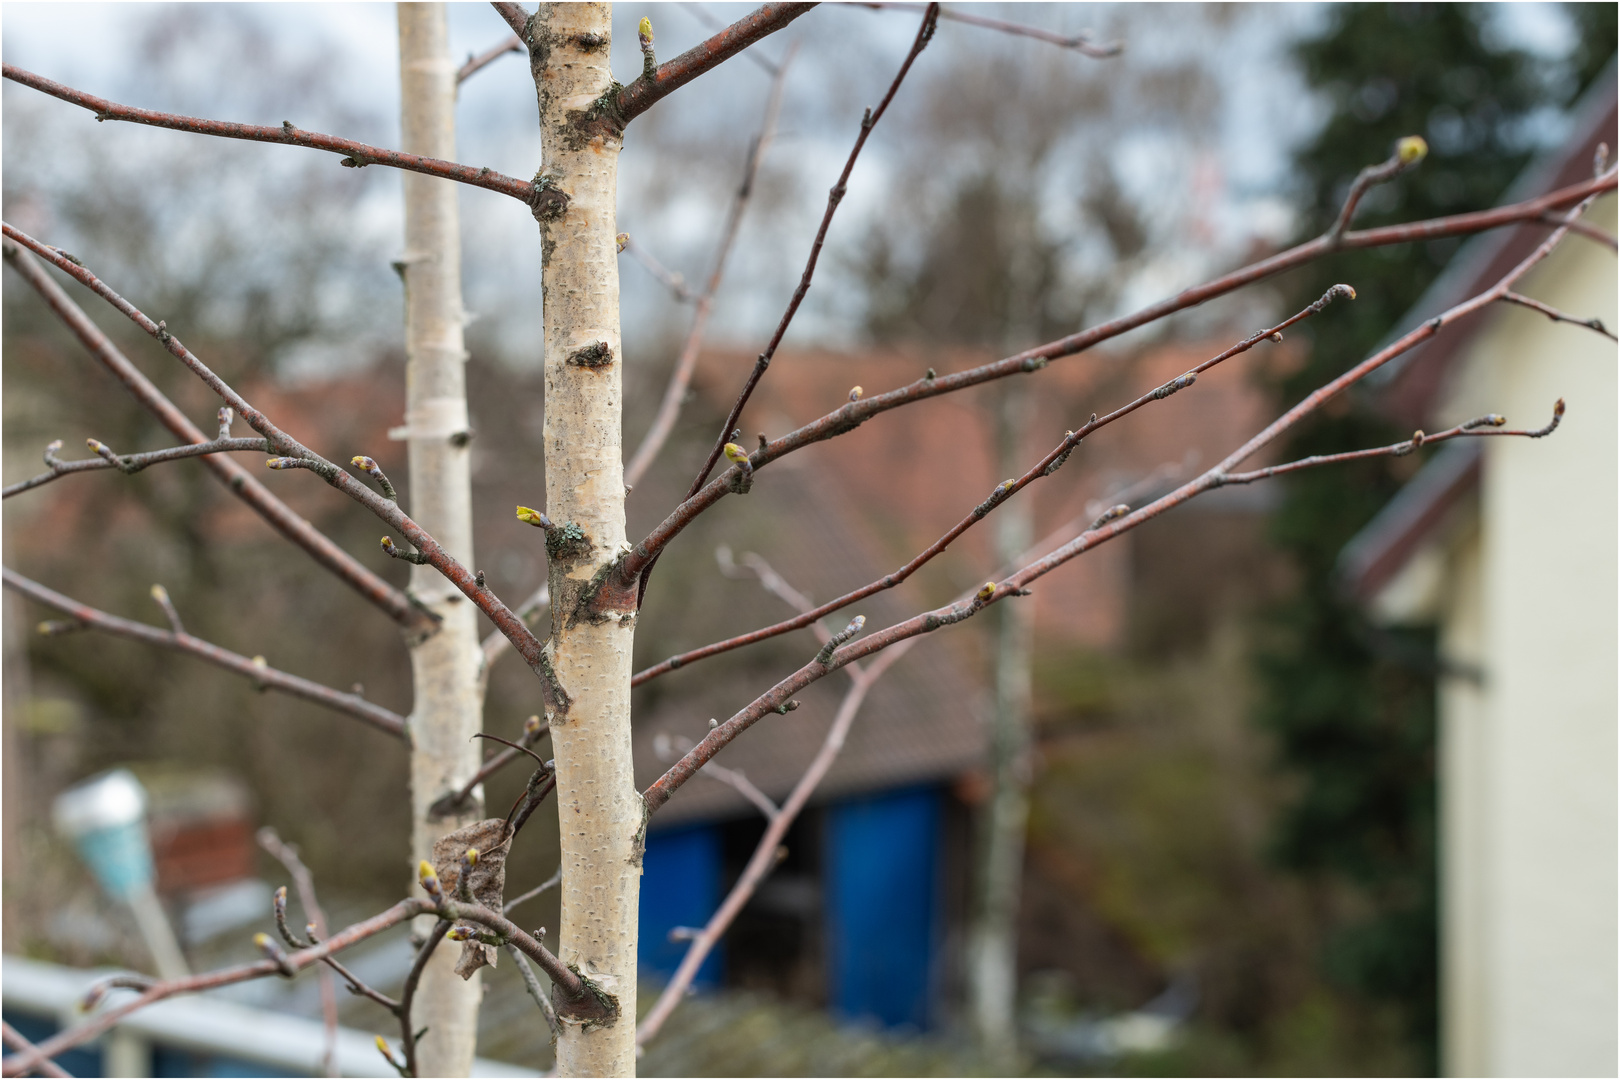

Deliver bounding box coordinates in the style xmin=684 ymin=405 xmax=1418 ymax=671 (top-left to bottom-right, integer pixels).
xmin=398 ymin=6 xmax=484 ymax=1075
xmin=526 ymin=5 xmax=640 ymax=1075
xmin=969 ymin=381 xmax=1034 ymax=1063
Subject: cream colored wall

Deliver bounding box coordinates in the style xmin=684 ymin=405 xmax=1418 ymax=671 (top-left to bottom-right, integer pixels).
xmin=1434 ymin=193 xmax=1618 ymax=1077
xmin=1437 ymin=524 xmax=1489 ymax=1076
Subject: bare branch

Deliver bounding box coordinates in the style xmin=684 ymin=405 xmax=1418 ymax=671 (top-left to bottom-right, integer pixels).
xmin=397 ymin=920 xmax=451 ymax=1079
xmin=679 ymin=3 xmax=784 ymax=74
xmin=0 ymin=243 xmax=435 ymax=635
xmin=860 ymin=1 xmax=1121 ymax=57
xmin=503 ymin=866 xmax=561 ymax=916
xmin=618 ymin=171 xmax=1615 ymax=597
xmin=4 ymin=436 xmax=270 ymax=499
xmin=504 ymin=942 xmax=560 ymax=1039
xmin=1 ymin=900 xmax=430 ymax=1078
xmin=631 ymin=286 xmax=1352 ymax=683
xmin=1327 ymin=136 xmax=1429 ymax=242
xmin=4 ymin=569 xmax=408 ymax=738
xmin=1500 ymin=291 xmax=1616 ymax=341
xmin=615 ymin=4 xmax=817 ymax=126
xmin=1537 ymin=209 xmax=1618 ymax=250
xmin=457 ymin=34 xmax=523 ymax=85
xmin=678 ymin=4 xmax=938 ymax=514
xmin=257 ymin=829 xmax=340 ymax=1076
xmin=2 ymin=65 xmax=539 ymax=206
xmin=620 ymin=236 xmax=698 ymax=303
xmin=0 ymin=1022 xmax=73 ymax=1079
xmin=644 ymin=194 xmax=1602 ymax=816
xmin=638 ymin=638 xmax=914 ymax=1043
xmin=429 ymin=716 xmax=551 ymax=818
xmin=635 ymin=4 xmax=938 ymax=608
xmin=623 ymin=46 xmax=794 ymax=489
xmin=1218 ymin=405 xmax=1565 ymax=487
xmin=1 ymin=226 xmax=558 ymax=693
xmin=655 ymin=730 xmax=781 ymax=819
xmin=490 ymin=3 xmax=530 ymax=38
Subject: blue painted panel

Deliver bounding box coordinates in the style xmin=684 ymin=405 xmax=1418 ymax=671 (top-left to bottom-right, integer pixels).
xmin=824 ymin=785 xmax=941 ymax=1029
xmin=638 ymin=824 xmax=723 ymax=987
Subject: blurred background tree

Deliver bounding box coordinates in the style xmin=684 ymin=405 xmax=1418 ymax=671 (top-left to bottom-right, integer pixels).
xmin=1257 ymin=3 xmax=1619 ymax=1072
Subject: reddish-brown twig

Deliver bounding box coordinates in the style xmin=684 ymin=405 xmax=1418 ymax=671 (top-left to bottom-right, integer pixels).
xmin=0 ymin=900 xmax=430 ymax=1078
xmin=643 ymin=193 xmax=1601 ymax=815
xmin=429 ymin=717 xmax=551 ymax=818
xmin=638 ymin=3 xmax=938 ymax=608
xmin=860 ymin=1 xmax=1121 ymax=57
xmin=1327 ymin=138 xmax=1428 ymax=241
xmin=457 ymin=34 xmax=522 ymax=84
xmin=614 ymin=4 xmax=817 ymax=126
xmin=4 ymin=569 xmax=408 ymax=738
xmin=1 ymin=225 xmax=559 ymax=697
xmin=1219 ymin=406 xmax=1565 ymax=486
xmin=257 ymin=829 xmax=340 ymax=1077
xmin=503 ymin=866 xmax=561 ymax=916
xmin=0 ymin=244 xmax=434 ymax=635
xmin=396 ymin=920 xmax=451 ymax=1078
xmin=631 ymin=287 xmax=1349 ymax=685
xmin=432 ymin=898 xmax=590 ymax=1007
xmin=0 ymin=1022 xmax=72 ymax=1079
xmin=1500 ymin=290 xmax=1616 ymax=340
xmin=504 ymin=942 xmax=561 ymax=1038
xmin=4 ymin=436 xmax=270 ymax=499
xmin=476 ymin=583 xmax=548 ymax=701
xmin=618 ymin=169 xmax=1615 ymax=594
xmin=0 ymin=878 xmax=600 ymax=1078
xmin=490 ymin=2 xmax=530 ymax=37
xmin=621 ymin=237 xmax=698 ymax=303
xmin=1536 ymin=210 xmax=1617 ymax=250
xmin=623 ymin=44 xmax=794 ymax=489
xmin=681 ymin=4 xmax=938 ymax=508
xmin=2 ymin=65 xmax=538 ymax=206
xmin=637 ymin=555 xmax=913 ymax=1044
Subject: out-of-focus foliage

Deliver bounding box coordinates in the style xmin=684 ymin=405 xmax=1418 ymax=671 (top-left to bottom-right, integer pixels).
xmin=1256 ymin=3 xmax=1617 ymax=1071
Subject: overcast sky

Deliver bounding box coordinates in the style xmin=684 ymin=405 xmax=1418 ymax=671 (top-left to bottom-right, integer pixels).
xmin=0 ymin=3 xmax=1583 ymax=372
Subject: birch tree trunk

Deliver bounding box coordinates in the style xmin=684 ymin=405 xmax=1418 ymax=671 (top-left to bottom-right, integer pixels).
xmin=969 ymin=382 xmax=1035 ymax=1062
xmin=526 ymin=5 xmax=641 ymax=1075
xmin=398 ymin=6 xmax=484 ymax=1075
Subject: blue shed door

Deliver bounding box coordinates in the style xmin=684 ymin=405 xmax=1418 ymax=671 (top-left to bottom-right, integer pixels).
xmin=638 ymin=823 xmax=723 ymax=987
xmin=824 ymin=785 xmax=941 ymax=1029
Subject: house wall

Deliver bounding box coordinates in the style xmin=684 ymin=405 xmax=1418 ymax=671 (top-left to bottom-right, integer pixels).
xmin=1433 ymin=194 xmax=1618 ymax=1076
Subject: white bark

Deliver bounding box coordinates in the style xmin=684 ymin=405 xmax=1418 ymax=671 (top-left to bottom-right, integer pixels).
xmin=969 ymin=383 xmax=1035 ymax=1061
xmin=527 ymin=5 xmax=640 ymax=1075
xmin=398 ymin=6 xmax=484 ymax=1075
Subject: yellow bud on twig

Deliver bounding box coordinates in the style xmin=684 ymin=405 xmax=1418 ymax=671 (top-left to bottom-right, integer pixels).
xmin=639 ymin=16 xmax=653 ymax=41
xmin=1396 ymin=135 xmax=1428 ymax=165
xmin=723 ymin=443 xmax=750 ymax=465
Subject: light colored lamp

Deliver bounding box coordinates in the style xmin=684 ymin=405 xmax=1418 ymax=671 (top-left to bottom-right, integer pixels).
xmin=53 ymin=769 xmax=189 ymax=980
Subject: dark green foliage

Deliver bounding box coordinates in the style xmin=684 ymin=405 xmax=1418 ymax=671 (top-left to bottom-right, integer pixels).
xmin=1257 ymin=4 xmax=1615 ymax=1070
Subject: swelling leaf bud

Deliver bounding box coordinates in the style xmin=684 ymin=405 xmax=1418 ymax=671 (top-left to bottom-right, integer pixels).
xmin=1396 ymin=135 xmax=1428 ymax=165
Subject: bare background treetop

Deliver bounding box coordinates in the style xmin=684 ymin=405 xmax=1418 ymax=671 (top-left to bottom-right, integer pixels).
xmin=2 ymin=3 xmax=1613 ymax=1077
